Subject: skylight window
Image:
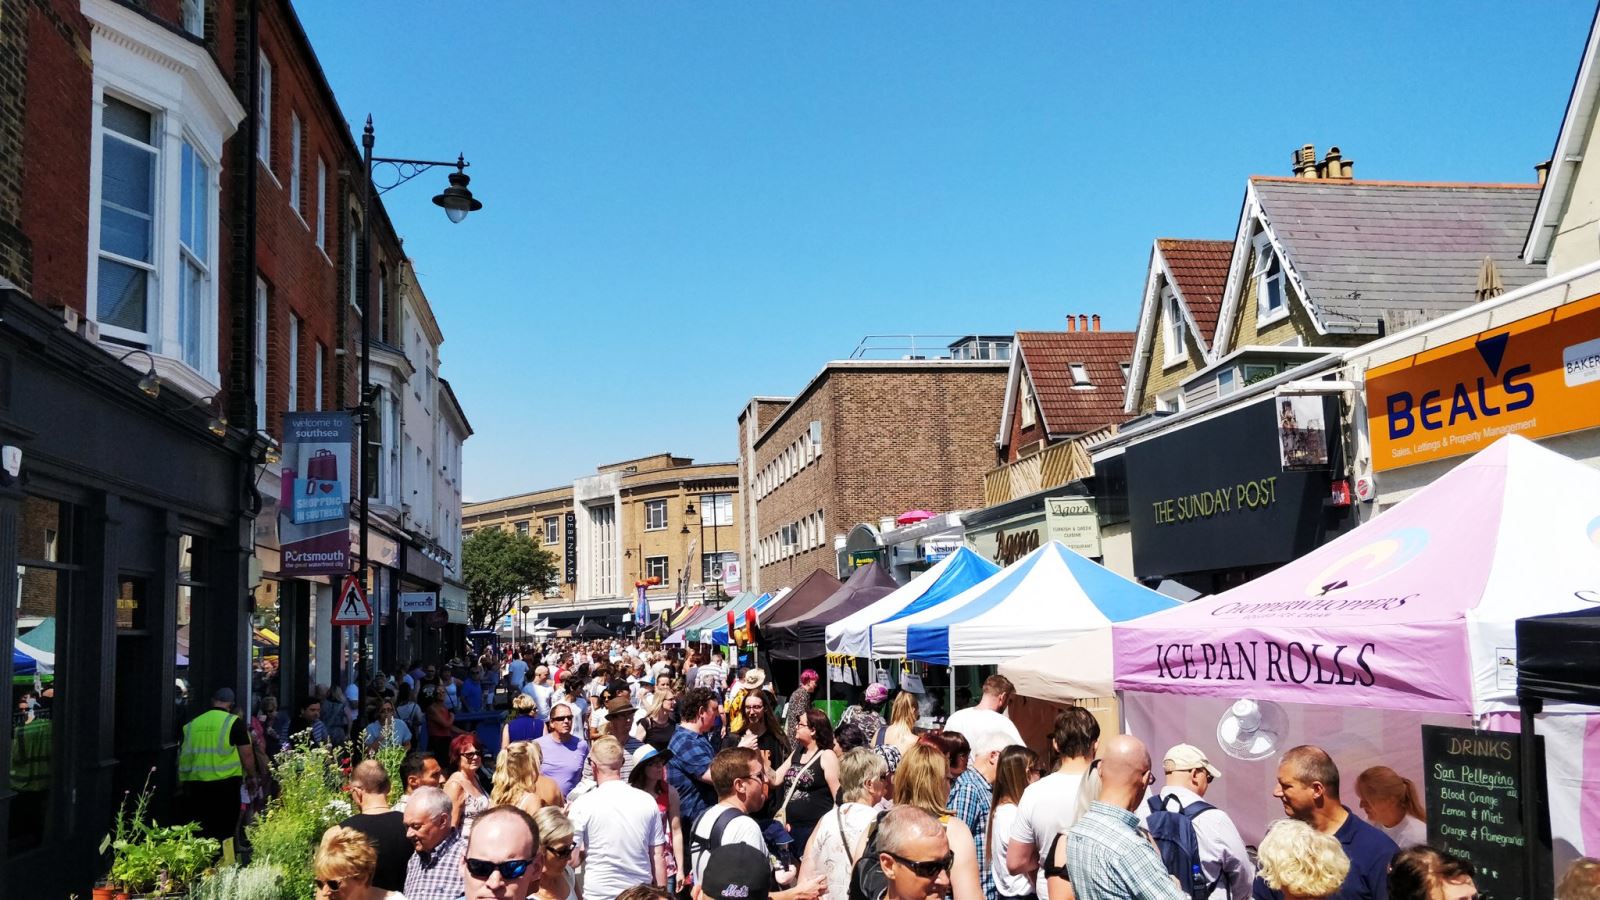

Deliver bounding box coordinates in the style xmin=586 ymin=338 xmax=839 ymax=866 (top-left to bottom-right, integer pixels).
xmin=1070 ymin=363 xmax=1091 ymax=387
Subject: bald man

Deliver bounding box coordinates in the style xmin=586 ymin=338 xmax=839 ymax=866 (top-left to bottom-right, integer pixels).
xmin=461 ymin=805 xmax=544 ymax=900
xmin=1067 ymin=735 xmax=1185 ymax=899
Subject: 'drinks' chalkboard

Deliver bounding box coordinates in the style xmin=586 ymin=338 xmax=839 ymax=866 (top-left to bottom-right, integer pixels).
xmin=1421 ymin=725 xmax=1551 ymax=900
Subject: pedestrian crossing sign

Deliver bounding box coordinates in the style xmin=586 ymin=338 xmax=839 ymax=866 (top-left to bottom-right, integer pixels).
xmin=332 ymin=574 xmax=373 ymax=625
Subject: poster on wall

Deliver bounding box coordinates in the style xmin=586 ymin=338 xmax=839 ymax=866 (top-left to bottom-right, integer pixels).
xmin=279 ymin=411 xmax=354 ymax=576
xmin=1277 ymin=395 xmax=1330 ymax=470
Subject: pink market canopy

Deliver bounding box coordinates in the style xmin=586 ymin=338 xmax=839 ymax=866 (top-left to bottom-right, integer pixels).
xmin=1113 ymin=436 xmax=1600 ymax=716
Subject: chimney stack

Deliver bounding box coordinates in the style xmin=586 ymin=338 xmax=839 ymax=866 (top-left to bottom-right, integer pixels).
xmin=1078 ymin=314 xmax=1089 ymax=332
xmin=1535 ymin=160 xmax=1551 ymax=186
xmin=1066 ymin=314 xmax=1077 ymax=332
xmin=1317 ymin=145 xmax=1354 ymax=179
xmin=1292 ymin=144 xmax=1317 ymax=178
xmin=1092 ymin=314 xmax=1101 ymax=331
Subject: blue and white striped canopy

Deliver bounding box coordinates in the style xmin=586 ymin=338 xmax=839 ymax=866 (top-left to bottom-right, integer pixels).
xmin=709 ymin=588 xmax=787 ymax=645
xmin=893 ymin=540 xmax=1178 ymax=666
xmin=825 ymin=546 xmax=1000 ymax=657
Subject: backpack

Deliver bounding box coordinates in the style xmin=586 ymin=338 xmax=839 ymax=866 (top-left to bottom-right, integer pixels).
xmin=847 ymin=812 xmax=888 ymax=900
xmin=688 ymin=806 xmax=745 ymax=884
xmin=1144 ymin=794 xmax=1226 ymax=900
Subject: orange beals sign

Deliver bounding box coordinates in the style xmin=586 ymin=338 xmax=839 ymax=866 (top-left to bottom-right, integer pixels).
xmin=1367 ymin=292 xmax=1600 ymax=471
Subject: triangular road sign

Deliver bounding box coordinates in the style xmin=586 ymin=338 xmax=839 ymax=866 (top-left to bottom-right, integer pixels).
xmin=332 ymin=574 xmax=373 ymax=626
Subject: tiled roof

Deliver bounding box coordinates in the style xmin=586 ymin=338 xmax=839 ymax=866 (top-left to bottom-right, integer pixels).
xmin=1016 ymin=330 xmax=1136 ymax=435
xmin=1156 ymin=238 xmax=1232 ymax=346
xmin=1252 ymin=178 xmax=1543 ymax=332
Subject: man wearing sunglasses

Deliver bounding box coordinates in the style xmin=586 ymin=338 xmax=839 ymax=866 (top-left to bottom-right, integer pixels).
xmin=877 ymin=806 xmax=955 ymax=899
xmin=460 ymin=805 xmax=544 ymax=900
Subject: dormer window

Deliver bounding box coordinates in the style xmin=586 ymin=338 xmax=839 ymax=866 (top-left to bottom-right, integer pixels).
xmin=1070 ymin=363 xmax=1091 ymax=387
xmin=1254 ymin=234 xmax=1287 ymax=321
xmin=1161 ymin=286 xmax=1186 ymax=365
xmin=1020 ymin=375 xmax=1037 ymax=429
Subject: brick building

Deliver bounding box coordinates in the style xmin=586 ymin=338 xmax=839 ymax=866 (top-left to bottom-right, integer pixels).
xmin=738 ymin=339 xmax=1009 ymax=592
xmin=463 ymin=453 xmax=741 ymax=630
xmin=0 ymin=0 xmax=469 ymax=890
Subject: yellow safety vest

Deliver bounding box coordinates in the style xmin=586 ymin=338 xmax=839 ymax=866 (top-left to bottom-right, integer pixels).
xmin=178 ymin=709 xmax=243 ymax=782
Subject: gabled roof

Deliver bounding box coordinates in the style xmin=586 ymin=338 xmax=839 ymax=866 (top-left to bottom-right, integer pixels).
xmin=1523 ymin=5 xmax=1600 ymax=265
xmin=1157 ymin=239 xmax=1232 ymax=342
xmin=1122 ymin=239 xmax=1231 ymax=413
xmin=998 ymin=330 xmax=1135 ymax=442
xmin=1213 ymin=177 xmax=1543 ymax=350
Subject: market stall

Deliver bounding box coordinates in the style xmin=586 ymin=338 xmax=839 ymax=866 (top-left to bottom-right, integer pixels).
xmin=824 ymin=546 xmax=998 ymax=657
xmin=708 ymin=588 xmax=789 ymax=646
xmin=761 ymin=562 xmax=900 ymax=661
xmin=686 ymin=591 xmax=759 ymax=643
xmin=1110 ymin=436 xmax=1600 ymax=876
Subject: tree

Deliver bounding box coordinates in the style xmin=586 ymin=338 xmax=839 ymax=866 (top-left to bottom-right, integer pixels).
xmin=461 ymin=527 xmax=558 ymax=632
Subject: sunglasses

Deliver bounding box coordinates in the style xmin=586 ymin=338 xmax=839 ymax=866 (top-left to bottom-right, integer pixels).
xmin=550 ymin=715 xmax=574 ymax=722
xmin=463 ymin=751 xmax=482 ymax=760
xmin=465 ymin=857 xmax=535 ymax=881
xmin=888 ymin=851 xmax=954 ymax=879
xmin=545 ymin=843 xmax=575 ymax=857
xmin=314 ymin=878 xmax=344 ymax=891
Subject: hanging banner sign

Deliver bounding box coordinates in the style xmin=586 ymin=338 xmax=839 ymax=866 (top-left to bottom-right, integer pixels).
xmin=1368 ymin=292 xmax=1600 ymax=472
xmin=279 ymin=411 xmax=354 ymax=576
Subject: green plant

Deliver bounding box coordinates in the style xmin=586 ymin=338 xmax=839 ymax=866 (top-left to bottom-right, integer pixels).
xmin=246 ymin=736 xmax=356 ymax=900
xmin=108 ymin=771 xmax=221 ymax=896
xmin=190 ymin=862 xmax=287 ymax=900
xmin=373 ymin=728 xmax=408 ymax=804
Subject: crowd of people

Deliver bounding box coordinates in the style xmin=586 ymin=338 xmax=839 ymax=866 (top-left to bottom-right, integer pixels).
xmin=192 ymin=638 xmax=1600 ymax=900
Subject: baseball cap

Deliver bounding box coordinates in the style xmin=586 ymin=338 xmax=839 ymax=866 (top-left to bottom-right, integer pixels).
xmin=1163 ymin=743 xmax=1221 ymax=779
xmin=699 ymin=843 xmax=770 ymax=900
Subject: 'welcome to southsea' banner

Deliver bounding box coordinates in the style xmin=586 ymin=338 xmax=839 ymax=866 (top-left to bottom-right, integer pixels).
xmin=279 ymin=411 xmax=354 ymax=576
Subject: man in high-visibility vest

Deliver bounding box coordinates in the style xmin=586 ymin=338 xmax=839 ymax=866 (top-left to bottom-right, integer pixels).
xmin=178 ymin=687 xmax=257 ymax=842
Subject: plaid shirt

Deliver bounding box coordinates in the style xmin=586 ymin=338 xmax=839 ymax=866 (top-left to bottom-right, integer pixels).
xmin=948 ymin=767 xmax=995 ymax=900
xmin=404 ymin=828 xmax=466 ymax=900
xmin=1066 ymin=801 xmax=1186 ymax=900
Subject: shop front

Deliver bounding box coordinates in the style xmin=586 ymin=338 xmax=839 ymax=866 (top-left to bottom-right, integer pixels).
xmin=0 ymin=291 xmax=254 ymax=896
xmin=962 ymin=488 xmax=1102 ymax=566
xmin=1121 ymin=394 xmax=1355 ymax=595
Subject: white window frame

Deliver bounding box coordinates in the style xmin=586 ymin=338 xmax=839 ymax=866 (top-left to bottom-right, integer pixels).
xmin=1253 ymin=233 xmax=1289 ymax=325
xmin=645 ymin=556 xmax=669 ymax=585
xmin=1155 ymin=387 xmax=1182 ymax=413
xmin=82 ymin=1 xmax=243 ymax=398
xmin=313 ymin=341 xmax=324 ymax=411
xmin=180 ymin=0 xmax=203 ymax=36
xmin=644 ymin=499 xmax=668 ymax=532
xmin=315 ymin=157 xmax=328 ymax=250
xmin=543 ymin=516 xmax=559 ymax=544
xmin=701 ymin=493 xmax=733 ymax=527
xmin=254 ymin=278 xmax=268 ymax=430
xmin=1241 ymin=363 xmax=1278 ymax=386
xmin=286 ymin=312 xmax=299 ymax=412
xmin=1217 ymin=368 xmax=1237 ymax=396
xmin=1019 ymin=375 xmax=1037 ymax=429
xmin=256 ymin=51 xmax=271 ymax=167
xmin=347 ymin=208 xmax=361 ymax=310
xmin=289 ymin=111 xmax=302 ymax=217
xmin=1161 ymin=286 xmax=1187 ymax=369
xmin=1070 ymin=363 xmax=1091 ymax=387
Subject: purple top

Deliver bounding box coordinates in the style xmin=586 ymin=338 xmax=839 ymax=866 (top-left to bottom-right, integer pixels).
xmin=535 ymin=732 xmax=589 ymax=795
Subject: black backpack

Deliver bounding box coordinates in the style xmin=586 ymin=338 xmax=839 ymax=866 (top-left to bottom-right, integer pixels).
xmin=688 ymin=806 xmax=744 ymax=883
xmin=847 ymin=811 xmax=888 ymax=900
xmin=1144 ymin=794 xmax=1225 ymax=900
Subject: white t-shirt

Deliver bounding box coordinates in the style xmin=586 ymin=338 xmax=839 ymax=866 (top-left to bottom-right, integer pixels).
xmin=992 ymin=802 xmax=1032 ymax=898
xmin=1010 ymin=770 xmax=1085 ymax=897
xmin=567 ymin=780 xmax=666 ymax=900
xmin=689 ymin=802 xmax=766 ymax=886
xmin=942 ymin=706 xmax=1024 ymax=748
xmin=1378 ymin=814 xmax=1428 ymax=850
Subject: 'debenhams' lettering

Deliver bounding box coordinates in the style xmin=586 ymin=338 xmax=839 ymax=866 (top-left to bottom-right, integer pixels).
xmin=1385 ymin=364 xmax=1534 ymax=439
xmin=1153 ymin=640 xmax=1376 ymax=686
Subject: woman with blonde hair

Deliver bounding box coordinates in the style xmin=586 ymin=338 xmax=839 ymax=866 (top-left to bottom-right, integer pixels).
xmin=502 ymin=691 xmax=544 ymax=748
xmin=532 ymin=806 xmax=579 ymax=900
xmin=313 ymin=825 xmax=395 ymax=899
xmin=988 ymin=745 xmax=1039 ymax=899
xmin=800 ymin=748 xmax=890 ymax=899
xmin=882 ymin=691 xmax=920 ymax=752
xmin=491 ymin=740 xmax=551 ymax=816
xmin=635 ymin=683 xmax=677 ymax=751
xmin=892 ymin=741 xmax=984 ymax=900
xmin=1355 ymin=765 xmax=1428 ymax=848
xmin=1257 ymin=819 xmax=1350 ymax=900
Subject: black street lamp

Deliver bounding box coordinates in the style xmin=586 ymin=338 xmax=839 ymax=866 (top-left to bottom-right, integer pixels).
xmin=354 ymin=115 xmax=483 ymax=678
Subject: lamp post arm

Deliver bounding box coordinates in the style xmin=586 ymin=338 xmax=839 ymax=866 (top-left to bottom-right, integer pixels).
xmin=369 ymin=156 xmax=471 ymax=196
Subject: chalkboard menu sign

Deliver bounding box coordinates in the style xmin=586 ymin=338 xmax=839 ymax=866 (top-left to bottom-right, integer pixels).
xmin=1421 ymin=725 xmax=1551 ymax=900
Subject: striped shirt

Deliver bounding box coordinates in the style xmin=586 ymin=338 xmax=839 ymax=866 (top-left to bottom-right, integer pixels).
xmin=1066 ymin=801 xmax=1186 ymax=900
xmin=948 ymin=768 xmax=995 ymax=900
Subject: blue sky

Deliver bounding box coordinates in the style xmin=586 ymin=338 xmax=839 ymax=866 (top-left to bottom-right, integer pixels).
xmin=294 ymin=1 xmax=1595 ymax=501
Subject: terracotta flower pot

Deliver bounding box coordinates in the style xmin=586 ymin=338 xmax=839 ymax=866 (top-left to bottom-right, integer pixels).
xmin=91 ymin=888 xmax=117 ymax=900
